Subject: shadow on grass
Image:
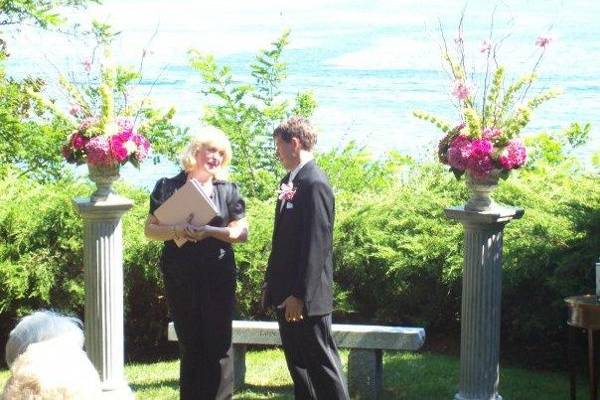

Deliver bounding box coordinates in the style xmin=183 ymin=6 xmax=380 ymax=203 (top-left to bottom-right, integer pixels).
xmin=234 ymin=383 xmax=294 ymax=400
xmin=130 ymin=378 xmax=178 ymax=392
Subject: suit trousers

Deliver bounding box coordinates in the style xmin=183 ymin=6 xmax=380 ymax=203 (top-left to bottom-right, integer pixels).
xmin=162 ymin=250 xmax=235 ymax=400
xmin=277 ymin=311 xmax=349 ymax=400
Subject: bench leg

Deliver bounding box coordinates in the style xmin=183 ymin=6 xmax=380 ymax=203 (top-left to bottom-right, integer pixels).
xmin=233 ymin=344 xmax=247 ymax=391
xmin=348 ymin=349 xmax=383 ymax=399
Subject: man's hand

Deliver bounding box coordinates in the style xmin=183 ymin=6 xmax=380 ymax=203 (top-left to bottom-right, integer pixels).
xmin=277 ymin=295 xmax=304 ymax=322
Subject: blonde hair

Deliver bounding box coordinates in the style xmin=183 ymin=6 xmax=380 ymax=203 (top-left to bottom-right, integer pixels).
xmin=180 ymin=126 xmax=233 ymax=180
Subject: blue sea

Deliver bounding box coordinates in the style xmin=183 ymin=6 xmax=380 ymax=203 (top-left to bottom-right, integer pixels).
xmin=5 ymin=0 xmax=599 ymax=189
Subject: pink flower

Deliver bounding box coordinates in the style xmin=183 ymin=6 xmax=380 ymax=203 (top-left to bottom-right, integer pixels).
xmin=132 ymin=133 xmax=151 ymax=161
xmin=471 ymin=139 xmax=493 ymax=156
xmin=535 ymin=36 xmax=552 ymax=48
xmin=452 ymin=81 xmax=470 ymax=101
xmin=467 ymin=139 xmax=494 ymax=178
xmin=86 ymin=136 xmax=114 ymax=165
xmin=437 ymin=124 xmax=465 ymax=164
xmin=498 ymin=139 xmax=527 ymax=170
xmin=468 ymin=156 xmax=494 ymax=179
xmin=453 ymin=123 xmax=465 ymax=133
xmin=69 ymin=104 xmax=83 ymax=117
xmin=70 ymin=133 xmax=88 ymax=150
xmin=480 ymin=40 xmax=492 ymax=53
xmin=447 ymin=135 xmax=472 ymax=171
xmin=482 ymin=127 xmax=502 ymax=140
xmin=116 ymin=117 xmax=134 ymax=135
xmin=82 ymin=58 xmax=93 ymax=73
xmin=278 ymin=183 xmax=296 ymax=201
xmin=109 ymin=131 xmax=134 ymax=162
xmin=79 ymin=117 xmax=96 ymax=133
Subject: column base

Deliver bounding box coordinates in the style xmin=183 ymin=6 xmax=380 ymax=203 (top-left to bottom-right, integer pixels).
xmin=100 ymin=382 xmax=135 ymax=400
xmin=454 ymin=393 xmax=502 ymax=400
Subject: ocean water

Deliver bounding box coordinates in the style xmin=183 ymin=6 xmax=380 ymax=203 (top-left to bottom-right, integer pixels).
xmin=5 ymin=0 xmax=599 ymax=189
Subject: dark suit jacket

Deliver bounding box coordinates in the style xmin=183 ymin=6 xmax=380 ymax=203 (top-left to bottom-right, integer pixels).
xmin=265 ymin=160 xmax=335 ymax=316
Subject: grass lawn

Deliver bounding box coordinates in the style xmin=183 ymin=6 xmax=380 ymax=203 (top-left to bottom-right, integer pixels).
xmin=0 ymin=349 xmax=590 ymax=399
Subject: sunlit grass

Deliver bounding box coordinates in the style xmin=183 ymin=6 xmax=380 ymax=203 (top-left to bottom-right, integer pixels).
xmin=0 ymin=349 xmax=591 ymax=399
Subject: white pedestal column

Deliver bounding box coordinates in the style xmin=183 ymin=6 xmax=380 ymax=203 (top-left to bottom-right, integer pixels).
xmin=445 ymin=205 xmax=524 ymax=400
xmin=74 ymin=195 xmax=134 ymax=399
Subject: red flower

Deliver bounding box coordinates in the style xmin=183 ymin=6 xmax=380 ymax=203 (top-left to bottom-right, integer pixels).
xmin=71 ymin=133 xmax=88 ymax=150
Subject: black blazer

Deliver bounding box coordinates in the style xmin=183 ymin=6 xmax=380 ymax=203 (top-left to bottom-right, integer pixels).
xmin=265 ymin=160 xmax=335 ymax=316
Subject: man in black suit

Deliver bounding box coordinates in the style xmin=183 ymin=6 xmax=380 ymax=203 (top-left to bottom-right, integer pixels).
xmin=262 ymin=117 xmax=349 ymax=400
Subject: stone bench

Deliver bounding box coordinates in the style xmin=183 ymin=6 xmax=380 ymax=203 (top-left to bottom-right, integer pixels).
xmin=168 ymin=320 xmax=425 ymax=399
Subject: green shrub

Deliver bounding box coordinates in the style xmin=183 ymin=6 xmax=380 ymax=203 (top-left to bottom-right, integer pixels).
xmin=333 ymin=164 xmax=466 ymax=327
xmin=333 ymin=162 xmax=600 ymax=368
xmin=1 ymin=148 xmax=599 ymax=369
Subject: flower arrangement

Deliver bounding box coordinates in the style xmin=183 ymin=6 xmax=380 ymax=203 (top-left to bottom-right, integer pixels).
xmin=414 ymin=22 xmax=560 ymax=181
xmin=62 ymin=114 xmax=150 ymax=168
xmin=58 ymin=53 xmax=151 ymax=168
xmin=28 ymin=21 xmax=176 ymax=170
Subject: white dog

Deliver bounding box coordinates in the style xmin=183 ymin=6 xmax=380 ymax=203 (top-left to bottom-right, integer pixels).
xmin=2 ymin=311 xmax=102 ymax=400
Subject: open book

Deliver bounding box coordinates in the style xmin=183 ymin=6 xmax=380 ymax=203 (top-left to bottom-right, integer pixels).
xmin=154 ymin=178 xmax=219 ymax=247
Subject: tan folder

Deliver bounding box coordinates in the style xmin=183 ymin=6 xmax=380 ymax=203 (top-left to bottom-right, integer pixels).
xmin=154 ymin=178 xmax=219 ymax=247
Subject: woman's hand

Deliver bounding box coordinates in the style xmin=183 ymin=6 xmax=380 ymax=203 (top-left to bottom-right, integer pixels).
xmin=185 ymin=224 xmax=214 ymax=242
xmin=145 ymin=213 xmax=198 ymax=242
xmin=173 ymin=214 xmax=199 ymax=242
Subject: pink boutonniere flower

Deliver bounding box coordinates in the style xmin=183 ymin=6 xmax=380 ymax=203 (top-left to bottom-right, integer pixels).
xmin=278 ymin=182 xmax=296 ymax=201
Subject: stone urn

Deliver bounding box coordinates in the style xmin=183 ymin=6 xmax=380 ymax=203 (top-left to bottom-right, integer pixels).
xmin=87 ymin=163 xmax=120 ymax=201
xmin=464 ymin=169 xmax=501 ymax=211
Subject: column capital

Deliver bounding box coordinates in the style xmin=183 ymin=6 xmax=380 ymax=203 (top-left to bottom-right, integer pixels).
xmin=73 ymin=196 xmax=134 ymax=220
xmin=445 ymin=204 xmax=524 ymax=226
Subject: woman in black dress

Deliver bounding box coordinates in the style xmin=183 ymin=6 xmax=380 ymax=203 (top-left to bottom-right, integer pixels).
xmin=144 ymin=127 xmax=248 ymax=400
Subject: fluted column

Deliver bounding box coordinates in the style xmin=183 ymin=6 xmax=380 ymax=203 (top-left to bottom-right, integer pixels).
xmin=445 ymin=205 xmax=524 ymax=400
xmin=74 ymin=195 xmax=134 ymax=399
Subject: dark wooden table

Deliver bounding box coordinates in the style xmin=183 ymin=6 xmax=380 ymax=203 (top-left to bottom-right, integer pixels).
xmin=566 ymin=295 xmax=600 ymax=400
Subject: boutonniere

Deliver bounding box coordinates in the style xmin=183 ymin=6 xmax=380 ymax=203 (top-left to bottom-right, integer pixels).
xmin=278 ymin=182 xmax=296 ymax=201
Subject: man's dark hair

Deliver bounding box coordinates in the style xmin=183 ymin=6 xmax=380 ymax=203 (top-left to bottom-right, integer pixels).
xmin=273 ymin=116 xmax=317 ymax=151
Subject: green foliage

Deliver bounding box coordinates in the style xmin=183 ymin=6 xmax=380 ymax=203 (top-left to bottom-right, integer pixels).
xmin=502 ymin=88 xmax=561 ymax=139
xmin=234 ymin=198 xmax=274 ymax=318
xmin=0 ymin=0 xmax=100 ymax=29
xmin=317 ymin=142 xmax=412 ymax=204
xmin=497 ymin=73 xmax=534 ymax=125
xmin=564 ymin=121 xmax=591 ymax=148
xmin=333 ymin=164 xmax=466 ymax=325
xmin=0 ymin=52 xmax=69 ymax=180
xmin=412 ymin=111 xmax=453 ymax=134
xmin=593 ymin=150 xmax=600 ymax=170
xmin=483 ymin=66 xmax=504 ymax=125
xmin=189 ymin=30 xmax=316 ymax=200
xmin=291 ymin=91 xmax=317 ymax=118
xmin=525 ymin=122 xmax=592 ymax=170
xmin=0 ymin=169 xmax=88 ymax=352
